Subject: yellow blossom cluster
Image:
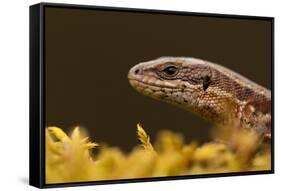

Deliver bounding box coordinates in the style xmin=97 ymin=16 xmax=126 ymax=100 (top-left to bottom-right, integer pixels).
xmin=46 ymin=124 xmax=271 ymax=184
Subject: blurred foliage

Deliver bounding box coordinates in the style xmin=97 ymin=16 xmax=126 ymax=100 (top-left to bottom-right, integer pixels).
xmin=46 ymin=124 xmax=271 ymax=184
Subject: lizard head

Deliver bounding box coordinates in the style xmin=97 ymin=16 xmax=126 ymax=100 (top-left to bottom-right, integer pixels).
xmin=128 ymin=57 xmax=225 ymax=122
xmin=128 ymin=57 xmax=271 ymax=138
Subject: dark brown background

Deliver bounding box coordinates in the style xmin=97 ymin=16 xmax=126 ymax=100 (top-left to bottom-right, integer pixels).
xmin=45 ymin=7 xmax=272 ymax=151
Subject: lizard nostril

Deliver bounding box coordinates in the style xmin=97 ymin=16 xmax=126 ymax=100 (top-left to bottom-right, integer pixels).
xmin=134 ymin=69 xmax=140 ymax=75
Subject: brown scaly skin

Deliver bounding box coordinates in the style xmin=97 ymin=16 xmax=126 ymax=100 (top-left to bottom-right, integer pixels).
xmin=128 ymin=57 xmax=271 ymax=139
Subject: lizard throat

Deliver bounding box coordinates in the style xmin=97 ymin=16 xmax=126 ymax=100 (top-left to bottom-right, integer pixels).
xmin=128 ymin=78 xmax=207 ymax=117
xmin=128 ymin=78 xmax=237 ymax=125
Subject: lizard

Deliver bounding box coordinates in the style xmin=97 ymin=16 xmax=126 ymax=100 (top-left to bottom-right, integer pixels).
xmin=127 ymin=57 xmax=271 ymax=140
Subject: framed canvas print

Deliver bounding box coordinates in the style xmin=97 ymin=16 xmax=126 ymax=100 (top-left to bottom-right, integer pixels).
xmin=29 ymin=2 xmax=274 ymax=188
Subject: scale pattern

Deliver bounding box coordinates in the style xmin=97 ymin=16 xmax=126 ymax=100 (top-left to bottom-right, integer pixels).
xmin=128 ymin=57 xmax=271 ymax=139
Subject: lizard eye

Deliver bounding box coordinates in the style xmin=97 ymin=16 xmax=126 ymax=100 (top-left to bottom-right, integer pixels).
xmin=162 ymin=65 xmax=179 ymax=77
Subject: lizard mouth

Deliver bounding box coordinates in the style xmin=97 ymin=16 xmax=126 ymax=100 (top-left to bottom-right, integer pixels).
xmin=128 ymin=63 xmax=182 ymax=100
xmin=128 ymin=77 xmax=179 ymax=91
xmin=128 ymin=70 xmax=179 ymax=89
xmin=128 ymin=78 xmax=161 ymax=92
xmin=128 ymin=62 xmax=179 ymax=89
xmin=128 ymin=78 xmax=174 ymax=101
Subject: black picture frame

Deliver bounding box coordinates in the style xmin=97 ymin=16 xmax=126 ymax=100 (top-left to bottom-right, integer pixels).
xmin=29 ymin=2 xmax=274 ymax=188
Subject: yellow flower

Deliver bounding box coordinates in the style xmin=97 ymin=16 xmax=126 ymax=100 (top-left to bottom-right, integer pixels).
xmin=137 ymin=123 xmax=155 ymax=153
xmin=45 ymin=124 xmax=271 ymax=184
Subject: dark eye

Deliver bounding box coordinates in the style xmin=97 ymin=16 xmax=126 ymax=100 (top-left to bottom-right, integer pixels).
xmin=162 ymin=66 xmax=178 ymax=76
